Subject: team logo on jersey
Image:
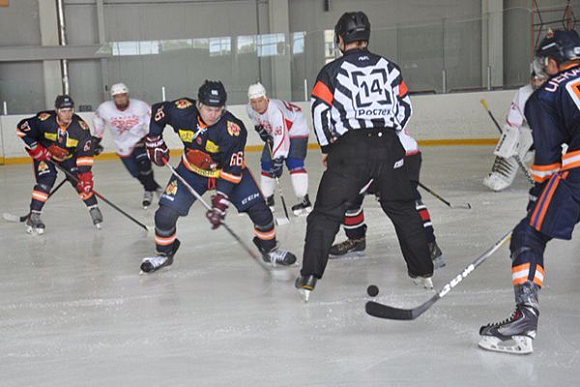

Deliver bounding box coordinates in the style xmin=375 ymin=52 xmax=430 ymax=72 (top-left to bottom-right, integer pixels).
xmin=79 ymin=120 xmax=89 ymax=130
xmin=84 ymin=140 xmax=92 ymax=152
xmin=178 ymin=129 xmax=194 ymax=143
xmin=37 ymin=161 xmax=50 ymax=175
xmin=38 ymin=113 xmax=51 ymax=121
xmin=166 ymin=181 xmax=178 ymax=196
xmin=175 ymin=99 xmax=193 ymax=109
xmin=227 ymin=121 xmax=240 ymax=137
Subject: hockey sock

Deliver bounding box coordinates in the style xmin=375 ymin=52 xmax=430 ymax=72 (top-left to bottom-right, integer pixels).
xmin=30 ymin=183 xmax=51 ymax=212
xmin=416 ymin=200 xmax=436 ymax=243
xmin=154 ymin=205 xmax=180 ymax=255
xmin=344 ymin=207 xmax=367 ymax=240
xmin=290 ymin=170 xmax=309 ymax=198
xmin=136 ymin=152 xmax=160 ymax=191
xmin=246 ymin=201 xmax=276 ymax=251
xmin=260 ymin=173 xmax=276 ymax=198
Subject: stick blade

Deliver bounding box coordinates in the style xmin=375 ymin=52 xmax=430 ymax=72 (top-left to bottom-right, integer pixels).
xmin=451 ymin=202 xmax=472 ymax=210
xmin=3 ymin=212 xmax=24 ymax=222
xmin=365 ymin=301 xmax=416 ymax=320
xmin=275 ymin=216 xmax=290 ymax=226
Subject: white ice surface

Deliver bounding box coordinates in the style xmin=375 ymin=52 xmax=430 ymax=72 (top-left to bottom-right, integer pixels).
xmin=1 ymin=146 xmax=579 ymax=386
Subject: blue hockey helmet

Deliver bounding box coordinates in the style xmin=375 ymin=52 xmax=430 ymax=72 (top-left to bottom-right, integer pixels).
xmin=536 ymin=29 xmax=580 ymax=64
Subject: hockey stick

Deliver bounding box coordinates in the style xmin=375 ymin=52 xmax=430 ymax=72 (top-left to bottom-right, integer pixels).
xmin=365 ymin=230 xmax=512 ymax=320
xmin=417 ymin=181 xmax=471 ymax=209
xmin=3 ymin=178 xmax=68 ymax=223
xmin=479 ymin=99 xmax=535 ymax=184
xmin=266 ymin=141 xmax=290 ymax=225
xmin=51 ymin=162 xmax=150 ymax=232
xmin=165 ymin=163 xmax=273 ymax=273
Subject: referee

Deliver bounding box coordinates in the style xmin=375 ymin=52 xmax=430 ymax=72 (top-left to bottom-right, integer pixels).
xmin=295 ymin=11 xmax=434 ymax=301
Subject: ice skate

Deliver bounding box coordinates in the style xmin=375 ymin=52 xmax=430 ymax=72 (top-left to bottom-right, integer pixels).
xmin=252 ymin=237 xmax=296 ymax=266
xmin=142 ymin=190 xmax=154 ymax=209
xmin=429 ymin=241 xmax=445 ymax=269
xmin=478 ymin=304 xmax=538 ymax=355
xmin=295 ymin=274 xmax=317 ymax=302
xmin=26 ymin=210 xmax=45 ymax=235
xmin=483 ymin=156 xmax=518 ymax=191
xmin=88 ymin=205 xmax=103 ymax=229
xmin=140 ymin=239 xmax=181 ymax=274
xmin=142 ymin=187 xmax=163 ymax=209
xmin=291 ymin=194 xmax=312 ymax=216
xmin=409 ymin=273 xmax=434 ymax=290
xmin=328 ymin=237 xmax=366 ymax=259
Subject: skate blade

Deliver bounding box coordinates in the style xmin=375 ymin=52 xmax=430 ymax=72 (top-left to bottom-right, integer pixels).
xmin=292 ymin=208 xmax=312 ymax=217
xmin=26 ymin=226 xmax=44 ymax=235
xmin=328 ymin=251 xmax=366 ymax=260
xmin=298 ymin=288 xmax=311 ymax=302
xmin=478 ymin=335 xmax=533 ymax=355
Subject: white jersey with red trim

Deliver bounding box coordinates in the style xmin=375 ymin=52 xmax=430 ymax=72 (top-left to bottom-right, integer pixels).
xmin=397 ymin=127 xmax=419 ymax=155
xmin=246 ymin=98 xmax=309 ymax=159
xmin=506 ymin=84 xmax=534 ymax=129
xmin=93 ymin=98 xmax=151 ymax=157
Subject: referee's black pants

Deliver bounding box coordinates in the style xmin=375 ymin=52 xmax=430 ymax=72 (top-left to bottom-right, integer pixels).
xmin=300 ymin=129 xmax=433 ymax=279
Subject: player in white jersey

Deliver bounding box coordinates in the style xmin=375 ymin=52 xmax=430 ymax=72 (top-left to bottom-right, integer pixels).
xmin=483 ymin=70 xmax=547 ymax=191
xmin=92 ymin=83 xmax=162 ymax=208
xmin=246 ymin=82 xmax=312 ymax=216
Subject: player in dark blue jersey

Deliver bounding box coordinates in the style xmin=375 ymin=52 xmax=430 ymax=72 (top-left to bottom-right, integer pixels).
xmin=16 ymin=95 xmax=102 ymax=234
xmin=479 ymin=30 xmax=580 ymax=354
xmin=140 ymin=81 xmax=296 ymax=273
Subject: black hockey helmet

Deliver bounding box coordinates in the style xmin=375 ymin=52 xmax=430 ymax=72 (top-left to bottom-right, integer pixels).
xmin=54 ymin=94 xmax=74 ymax=109
xmin=198 ymin=80 xmax=227 ymax=107
xmin=536 ymin=29 xmax=580 ymax=64
xmin=334 ymin=12 xmax=371 ymax=45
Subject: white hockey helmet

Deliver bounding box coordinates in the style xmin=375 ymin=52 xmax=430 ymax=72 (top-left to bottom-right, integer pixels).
xmin=248 ymin=82 xmax=267 ymax=100
xmin=110 ymin=83 xmax=129 ymax=97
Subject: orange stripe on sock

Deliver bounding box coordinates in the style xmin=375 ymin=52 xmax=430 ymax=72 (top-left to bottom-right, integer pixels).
xmin=254 ymin=228 xmax=276 ymax=240
xmin=155 ymin=234 xmax=176 ymax=246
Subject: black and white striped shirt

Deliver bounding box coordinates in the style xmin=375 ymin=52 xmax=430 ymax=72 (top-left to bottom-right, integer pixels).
xmin=311 ymin=48 xmax=412 ymax=153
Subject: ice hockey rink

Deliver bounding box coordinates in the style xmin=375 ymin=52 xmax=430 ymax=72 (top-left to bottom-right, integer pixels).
xmin=0 ymin=146 xmax=578 ymax=387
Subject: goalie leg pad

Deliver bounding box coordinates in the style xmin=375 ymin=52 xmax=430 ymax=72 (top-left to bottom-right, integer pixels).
xmin=494 ymin=125 xmax=520 ymax=159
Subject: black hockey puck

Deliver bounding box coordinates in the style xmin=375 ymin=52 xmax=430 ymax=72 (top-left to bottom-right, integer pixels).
xmin=367 ymin=285 xmax=379 ymax=297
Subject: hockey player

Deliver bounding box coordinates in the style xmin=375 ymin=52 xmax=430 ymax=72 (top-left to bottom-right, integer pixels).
xmin=329 ymin=127 xmax=445 ymax=269
xmin=16 ymin=95 xmax=102 ymax=233
xmin=140 ymin=80 xmax=297 ymax=273
xmin=479 ymin=30 xmax=580 ymax=354
xmin=295 ymin=12 xmax=434 ymax=301
xmin=92 ymin=83 xmax=162 ymax=209
xmin=246 ymin=82 xmax=312 ymax=216
xmin=483 ymin=69 xmax=547 ymax=191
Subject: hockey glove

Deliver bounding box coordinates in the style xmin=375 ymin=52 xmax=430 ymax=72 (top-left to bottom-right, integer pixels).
xmin=26 ymin=144 xmax=52 ymax=162
xmin=206 ymin=192 xmax=230 ymax=230
xmin=92 ymin=136 xmax=104 ymax=156
xmin=255 ymin=125 xmax=273 ymax=144
xmin=269 ymin=157 xmax=284 ymax=178
xmin=146 ymin=135 xmax=169 ymax=166
xmin=77 ymin=171 xmax=94 ymax=195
